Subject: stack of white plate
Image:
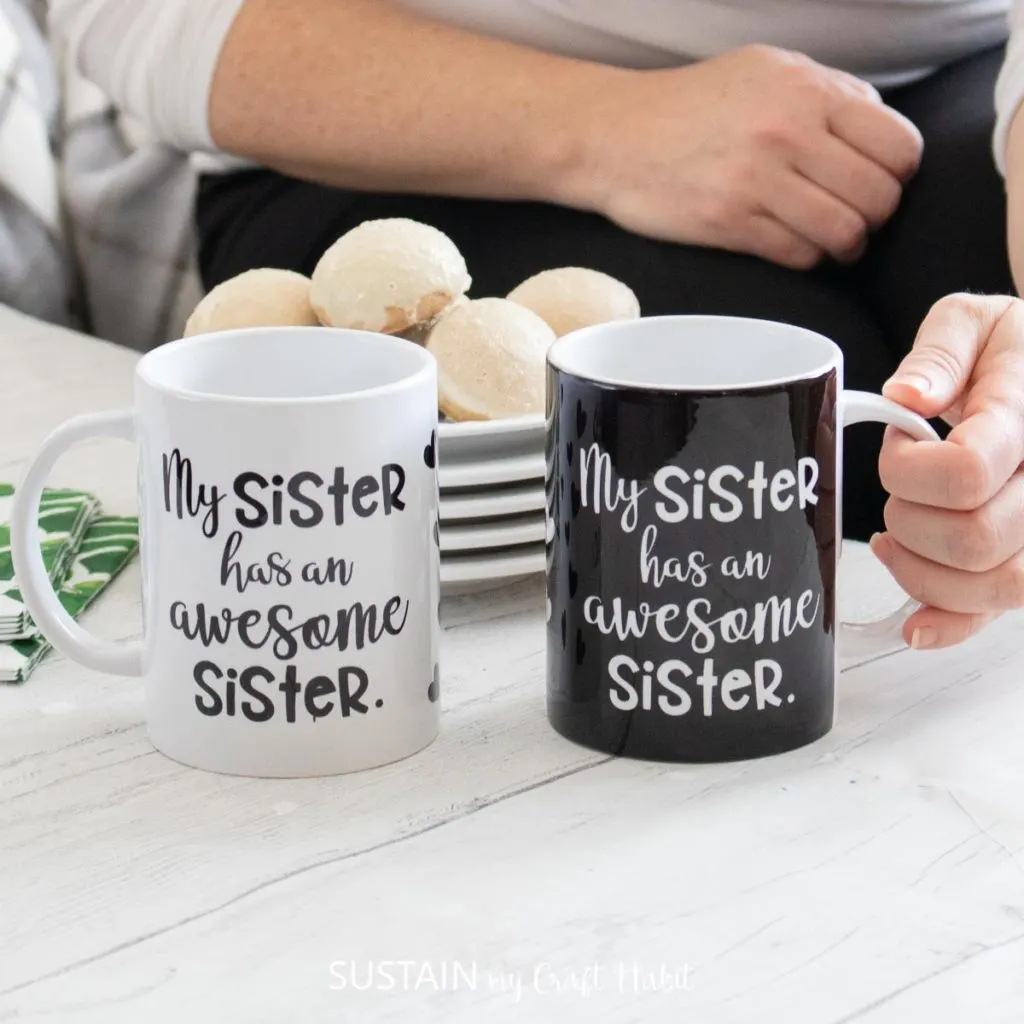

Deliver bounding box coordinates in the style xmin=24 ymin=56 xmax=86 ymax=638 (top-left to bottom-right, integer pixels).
xmin=438 ymin=415 xmax=546 ymax=592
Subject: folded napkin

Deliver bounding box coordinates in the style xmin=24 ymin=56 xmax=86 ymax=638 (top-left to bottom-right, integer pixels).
xmin=0 ymin=484 xmax=100 ymax=640
xmin=0 ymin=515 xmax=139 ymax=683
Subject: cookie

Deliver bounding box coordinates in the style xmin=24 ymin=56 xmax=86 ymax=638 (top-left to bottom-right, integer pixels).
xmin=426 ymin=298 xmax=554 ymax=421
xmin=311 ymin=218 xmax=471 ymax=333
xmin=184 ymin=269 xmax=318 ymax=337
xmin=507 ymin=266 xmax=639 ymax=337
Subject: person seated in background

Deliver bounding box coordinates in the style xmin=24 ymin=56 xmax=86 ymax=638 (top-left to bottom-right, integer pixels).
xmin=46 ymin=0 xmax=1024 ymax=650
xmin=0 ymin=0 xmax=71 ymax=327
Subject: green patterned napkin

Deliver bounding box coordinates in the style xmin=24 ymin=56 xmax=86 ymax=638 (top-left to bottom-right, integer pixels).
xmin=0 ymin=483 xmax=101 ymax=639
xmin=0 ymin=516 xmax=139 ymax=683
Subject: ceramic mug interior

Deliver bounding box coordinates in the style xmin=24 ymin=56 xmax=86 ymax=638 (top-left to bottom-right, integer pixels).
xmin=137 ymin=326 xmax=435 ymax=401
xmin=548 ymin=315 xmax=841 ymax=390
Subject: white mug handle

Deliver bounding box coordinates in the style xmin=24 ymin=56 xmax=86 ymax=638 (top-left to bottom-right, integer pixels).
xmin=10 ymin=410 xmax=143 ymax=676
xmin=838 ymin=390 xmax=940 ymax=658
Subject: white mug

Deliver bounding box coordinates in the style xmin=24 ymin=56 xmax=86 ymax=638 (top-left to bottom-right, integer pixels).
xmin=11 ymin=327 xmax=441 ymax=777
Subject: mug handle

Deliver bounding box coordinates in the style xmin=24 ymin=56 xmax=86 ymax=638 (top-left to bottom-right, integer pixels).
xmin=837 ymin=390 xmax=940 ymax=659
xmin=10 ymin=410 xmax=143 ymax=677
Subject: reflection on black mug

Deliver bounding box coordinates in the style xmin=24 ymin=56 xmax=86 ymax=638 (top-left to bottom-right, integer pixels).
xmin=545 ymin=316 xmax=937 ymax=762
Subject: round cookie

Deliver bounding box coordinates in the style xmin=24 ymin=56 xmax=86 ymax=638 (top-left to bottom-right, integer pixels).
xmin=184 ymin=269 xmax=318 ymax=337
xmin=311 ymin=218 xmax=471 ymax=333
xmin=507 ymin=266 xmax=640 ymax=337
xmin=426 ymin=298 xmax=555 ymax=421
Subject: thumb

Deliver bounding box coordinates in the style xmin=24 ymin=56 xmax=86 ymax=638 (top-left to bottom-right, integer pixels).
xmin=882 ymin=293 xmax=1014 ymax=417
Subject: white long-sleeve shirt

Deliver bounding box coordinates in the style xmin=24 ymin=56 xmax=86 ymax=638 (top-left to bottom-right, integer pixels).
xmin=45 ymin=0 xmax=1024 ymax=347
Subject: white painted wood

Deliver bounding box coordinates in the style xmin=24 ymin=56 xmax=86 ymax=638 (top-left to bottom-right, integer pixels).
xmin=1 ymin=306 xmax=1023 ymax=1022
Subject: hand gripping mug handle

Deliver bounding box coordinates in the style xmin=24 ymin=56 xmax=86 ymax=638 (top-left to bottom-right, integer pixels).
xmin=10 ymin=411 xmax=143 ymax=676
xmin=837 ymin=391 xmax=939 ymax=659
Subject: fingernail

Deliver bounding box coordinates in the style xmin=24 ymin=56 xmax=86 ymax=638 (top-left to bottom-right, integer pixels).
xmin=910 ymin=627 xmax=937 ymax=650
xmin=869 ymin=532 xmax=893 ymax=567
xmin=884 ymin=372 xmax=931 ymax=396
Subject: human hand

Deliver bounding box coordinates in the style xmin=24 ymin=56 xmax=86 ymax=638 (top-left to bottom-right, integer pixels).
xmin=568 ymin=44 xmax=923 ymax=268
xmin=873 ymin=294 xmax=1024 ymax=649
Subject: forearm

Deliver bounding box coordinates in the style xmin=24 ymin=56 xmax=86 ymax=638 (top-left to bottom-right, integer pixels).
xmin=209 ymin=0 xmax=614 ymax=203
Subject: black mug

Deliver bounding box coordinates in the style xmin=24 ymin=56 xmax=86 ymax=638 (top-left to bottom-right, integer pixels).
xmin=545 ymin=316 xmax=936 ymax=762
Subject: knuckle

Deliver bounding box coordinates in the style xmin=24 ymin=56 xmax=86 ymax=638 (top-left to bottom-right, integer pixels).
xmin=993 ymin=555 xmax=1024 ymax=610
xmin=775 ymin=240 xmax=820 ymax=270
xmin=924 ymin=346 xmax=965 ymax=382
xmin=949 ymin=508 xmax=1003 ymax=571
xmin=935 ymin=291 xmax=974 ymax=310
xmin=852 ymin=78 xmax=882 ymax=103
xmin=937 ymin=291 xmax=975 ymax=312
xmin=751 ymin=115 xmax=800 ymax=152
xmin=902 ymin=344 xmax=966 ymax=398
xmin=740 ymin=43 xmax=808 ymax=77
xmin=825 ymin=74 xmax=873 ymax=109
xmin=878 ymin=121 xmax=923 ymax=181
xmin=723 ymin=154 xmax=758 ymax=194
xmin=896 ymin=135 xmax=925 ymax=177
xmin=929 ymin=291 xmax=982 ymax=328
xmin=877 ymin=451 xmax=901 ymax=497
xmin=883 ymin=497 xmax=916 ymax=541
xmin=737 ymin=42 xmax=780 ymax=63
xmin=696 ymin=195 xmax=735 ymax=234
xmin=962 ymin=611 xmax=992 ymax=641
xmin=864 ymin=177 xmax=902 ymax=224
xmin=948 ymin=447 xmax=994 ymax=509
xmin=828 ymin=211 xmax=867 ymax=253
xmin=786 ymin=63 xmax=823 ymax=92
xmin=882 ymin=497 xmax=900 ymax=533
xmin=899 ymin=568 xmax=930 ymax=606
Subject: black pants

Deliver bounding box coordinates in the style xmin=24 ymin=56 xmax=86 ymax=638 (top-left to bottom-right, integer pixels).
xmin=195 ymin=46 xmax=1013 ymax=541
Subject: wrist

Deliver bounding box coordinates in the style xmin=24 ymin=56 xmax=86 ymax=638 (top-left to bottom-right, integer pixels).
xmin=519 ymin=63 xmax=633 ymax=213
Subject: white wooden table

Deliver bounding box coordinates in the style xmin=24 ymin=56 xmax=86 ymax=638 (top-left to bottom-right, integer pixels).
xmin=1 ymin=306 xmax=1024 ymax=1023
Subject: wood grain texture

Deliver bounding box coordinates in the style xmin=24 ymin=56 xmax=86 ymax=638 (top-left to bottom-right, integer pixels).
xmin=1 ymin=306 xmax=1023 ymax=1022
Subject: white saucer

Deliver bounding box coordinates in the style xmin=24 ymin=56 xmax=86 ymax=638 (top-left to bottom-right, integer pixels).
xmin=440 ymin=544 xmax=546 ymax=585
xmin=438 ymin=414 xmax=544 ymax=464
xmin=440 ymin=516 xmax=545 ymax=552
xmin=439 ymin=482 xmax=545 ymax=521
xmin=438 ymin=452 xmax=545 ymax=490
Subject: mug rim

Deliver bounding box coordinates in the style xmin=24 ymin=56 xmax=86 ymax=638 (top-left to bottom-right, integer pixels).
xmin=547 ymin=314 xmax=842 ymax=392
xmin=135 ymin=326 xmax=436 ymax=405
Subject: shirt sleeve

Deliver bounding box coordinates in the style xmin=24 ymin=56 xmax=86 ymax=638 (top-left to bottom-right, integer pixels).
xmin=48 ymin=0 xmax=247 ymax=152
xmin=995 ymin=0 xmax=1024 ymax=174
